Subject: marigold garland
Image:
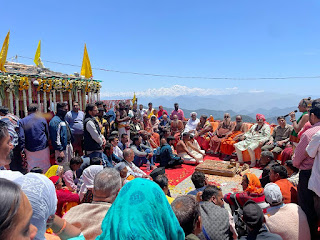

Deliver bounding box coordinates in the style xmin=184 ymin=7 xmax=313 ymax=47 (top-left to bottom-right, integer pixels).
xmin=19 ymin=77 xmax=29 ymax=91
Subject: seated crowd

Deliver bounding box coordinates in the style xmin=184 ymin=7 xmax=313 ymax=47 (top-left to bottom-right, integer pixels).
xmin=0 ymin=97 xmax=319 ymax=239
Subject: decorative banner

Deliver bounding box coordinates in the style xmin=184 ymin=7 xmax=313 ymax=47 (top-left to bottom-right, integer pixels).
xmin=0 ymin=31 xmax=10 ymax=72
xmin=34 ymin=40 xmax=41 ymax=67
xmin=80 ymin=44 xmax=92 ymax=79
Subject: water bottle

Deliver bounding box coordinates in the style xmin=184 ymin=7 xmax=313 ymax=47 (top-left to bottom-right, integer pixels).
xmin=146 ymin=160 xmax=151 ymax=171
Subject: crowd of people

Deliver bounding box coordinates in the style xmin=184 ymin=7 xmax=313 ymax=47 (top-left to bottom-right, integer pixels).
xmin=0 ymin=96 xmax=319 ymax=239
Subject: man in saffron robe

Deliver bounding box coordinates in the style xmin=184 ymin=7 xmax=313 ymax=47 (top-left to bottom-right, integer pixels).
xmin=171 ymin=115 xmax=184 ymax=136
xmin=220 ymin=115 xmax=248 ymax=160
xmin=194 ymin=115 xmax=213 ymax=152
xmin=209 ymin=113 xmax=235 ymax=155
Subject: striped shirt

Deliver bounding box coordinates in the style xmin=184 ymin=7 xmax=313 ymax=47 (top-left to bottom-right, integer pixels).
xmin=0 ymin=114 xmax=20 ymax=147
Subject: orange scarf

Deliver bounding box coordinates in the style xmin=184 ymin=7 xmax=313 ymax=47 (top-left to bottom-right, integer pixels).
xmin=245 ymin=173 xmax=264 ymax=195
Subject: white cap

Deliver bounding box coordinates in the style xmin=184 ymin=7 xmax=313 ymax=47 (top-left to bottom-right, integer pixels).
xmin=264 ymin=183 xmax=282 ymax=205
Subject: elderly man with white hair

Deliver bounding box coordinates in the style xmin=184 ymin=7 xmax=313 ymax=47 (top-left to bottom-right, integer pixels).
xmin=63 ymin=168 xmax=122 ymax=240
xmin=184 ymin=112 xmax=199 ymax=134
xmin=264 ymin=183 xmax=310 ymax=240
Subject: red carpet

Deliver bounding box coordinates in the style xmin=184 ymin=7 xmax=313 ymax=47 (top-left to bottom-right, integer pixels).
xmin=141 ymin=155 xmax=222 ymax=186
xmin=141 ymin=164 xmax=195 ymax=186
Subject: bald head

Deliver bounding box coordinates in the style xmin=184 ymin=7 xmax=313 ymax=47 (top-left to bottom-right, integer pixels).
xmin=123 ymin=148 xmax=134 ymax=162
xmin=236 ymin=115 xmax=242 ymax=121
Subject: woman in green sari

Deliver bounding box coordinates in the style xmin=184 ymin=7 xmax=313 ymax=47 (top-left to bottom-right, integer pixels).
xmin=96 ymin=178 xmax=185 ymax=240
xmin=289 ymin=97 xmax=312 ymax=144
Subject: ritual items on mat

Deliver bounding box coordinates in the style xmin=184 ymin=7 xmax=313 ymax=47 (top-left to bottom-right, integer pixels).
xmin=195 ymin=160 xmax=251 ymax=177
xmin=195 ymin=160 xmax=238 ymax=177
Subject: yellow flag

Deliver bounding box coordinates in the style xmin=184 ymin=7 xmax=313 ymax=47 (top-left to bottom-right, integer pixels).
xmin=132 ymin=92 xmax=137 ymax=104
xmin=34 ymin=40 xmax=41 ymax=66
xmin=80 ymin=44 xmax=93 ymax=79
xmin=0 ymin=31 xmax=10 ymax=72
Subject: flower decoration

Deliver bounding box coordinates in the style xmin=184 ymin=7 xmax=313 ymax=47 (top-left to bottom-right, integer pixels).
xmin=53 ymin=79 xmax=62 ymax=91
xmin=19 ymin=77 xmax=29 ymax=91
xmin=44 ymin=79 xmax=53 ymax=92
xmin=36 ymin=79 xmax=43 ymax=91
xmin=66 ymin=80 xmax=73 ymax=92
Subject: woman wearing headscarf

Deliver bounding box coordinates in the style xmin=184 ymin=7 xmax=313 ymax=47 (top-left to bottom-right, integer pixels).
xmin=281 ymin=97 xmax=313 ymax=163
xmin=150 ymin=115 xmax=160 ymax=133
xmin=49 ymin=176 xmax=80 ymax=217
xmin=96 ymin=178 xmax=185 ymax=240
xmin=234 ymin=114 xmax=271 ymax=167
xmin=289 ymin=97 xmax=312 ymax=144
xmin=13 ymin=173 xmax=83 ymax=240
xmin=14 ymin=173 xmax=57 ymax=240
xmin=144 ymin=114 xmax=161 ymax=148
xmin=45 ymin=165 xmax=64 ymax=178
xmin=78 ymin=165 xmax=103 ymax=202
xmin=224 ymin=173 xmax=269 ymax=212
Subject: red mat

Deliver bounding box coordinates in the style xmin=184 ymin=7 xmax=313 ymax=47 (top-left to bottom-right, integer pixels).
xmin=141 ymin=155 xmax=222 ymax=186
xmin=141 ymin=164 xmax=195 ymax=186
xmin=203 ymin=155 xmax=223 ymax=161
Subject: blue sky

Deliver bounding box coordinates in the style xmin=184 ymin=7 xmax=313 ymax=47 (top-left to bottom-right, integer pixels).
xmin=1 ymin=0 xmax=320 ymax=98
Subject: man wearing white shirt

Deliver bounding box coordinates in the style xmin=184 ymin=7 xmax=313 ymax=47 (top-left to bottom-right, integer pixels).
xmin=109 ymin=136 xmax=123 ymax=159
xmin=306 ymin=129 xmax=320 ymax=224
xmin=83 ymin=104 xmax=106 ymax=159
xmin=122 ymin=148 xmax=149 ymax=178
xmin=138 ymin=104 xmax=146 ymax=121
xmin=184 ymin=112 xmax=200 ymax=133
